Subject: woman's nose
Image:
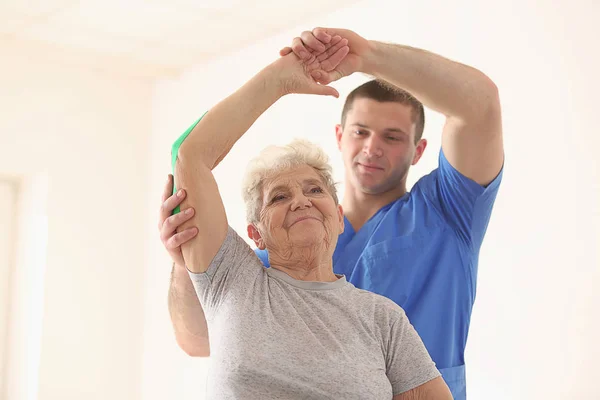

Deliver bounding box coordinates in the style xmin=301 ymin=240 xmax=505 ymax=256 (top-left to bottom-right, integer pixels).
xmin=290 ymin=194 xmax=311 ymax=210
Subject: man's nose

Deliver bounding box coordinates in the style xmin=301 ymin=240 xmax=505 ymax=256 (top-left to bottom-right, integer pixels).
xmin=363 ymin=136 xmax=383 ymax=158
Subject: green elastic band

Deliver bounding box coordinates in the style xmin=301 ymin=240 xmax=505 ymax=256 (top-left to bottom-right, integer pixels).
xmin=171 ymin=111 xmax=207 ymax=214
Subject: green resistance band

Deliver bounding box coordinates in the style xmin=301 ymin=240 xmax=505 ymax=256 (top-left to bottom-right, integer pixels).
xmin=170 ymin=111 xmax=207 ymax=215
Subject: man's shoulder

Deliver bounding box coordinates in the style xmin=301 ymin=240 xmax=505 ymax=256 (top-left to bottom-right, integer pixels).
xmin=408 ymin=167 xmax=442 ymax=198
xmin=377 ymin=172 xmax=446 ymax=229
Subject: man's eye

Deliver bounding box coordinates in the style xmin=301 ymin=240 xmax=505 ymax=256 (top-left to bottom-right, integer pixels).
xmin=387 ymin=136 xmax=400 ymax=141
xmin=354 ymin=130 xmax=366 ymax=136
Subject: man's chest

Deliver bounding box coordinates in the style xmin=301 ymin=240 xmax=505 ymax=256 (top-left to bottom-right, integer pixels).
xmin=332 ymin=219 xmax=461 ymax=307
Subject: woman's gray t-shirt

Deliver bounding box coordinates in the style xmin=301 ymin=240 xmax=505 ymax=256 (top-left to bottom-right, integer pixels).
xmin=189 ymin=227 xmax=440 ymax=399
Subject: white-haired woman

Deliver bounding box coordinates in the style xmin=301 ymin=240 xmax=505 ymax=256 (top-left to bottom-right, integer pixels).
xmin=170 ymin=37 xmax=452 ymax=400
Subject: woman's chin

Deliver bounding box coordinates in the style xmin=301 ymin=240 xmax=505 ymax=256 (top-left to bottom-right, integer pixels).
xmin=288 ymin=230 xmax=325 ymax=248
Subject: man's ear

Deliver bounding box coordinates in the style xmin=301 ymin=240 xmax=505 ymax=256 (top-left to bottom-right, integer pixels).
xmin=412 ymin=138 xmax=428 ymax=165
xmin=247 ymin=223 xmax=266 ymax=250
xmin=337 ymin=204 xmax=345 ymax=234
xmin=335 ymin=124 xmax=343 ymax=151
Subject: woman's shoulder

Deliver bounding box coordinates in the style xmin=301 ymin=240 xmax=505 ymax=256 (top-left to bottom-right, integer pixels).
xmin=345 ymin=284 xmax=408 ymax=320
xmin=205 ymin=225 xmax=266 ymax=277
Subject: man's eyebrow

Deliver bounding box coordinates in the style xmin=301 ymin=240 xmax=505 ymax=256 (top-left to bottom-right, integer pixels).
xmin=350 ymin=122 xmax=408 ymax=136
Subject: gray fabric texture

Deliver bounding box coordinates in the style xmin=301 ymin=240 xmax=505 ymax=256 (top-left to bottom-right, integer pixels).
xmin=188 ymin=226 xmax=440 ymax=399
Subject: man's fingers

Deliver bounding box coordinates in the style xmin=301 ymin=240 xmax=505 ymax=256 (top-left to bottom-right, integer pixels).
xmin=159 ymin=188 xmax=186 ymax=229
xmin=300 ymin=30 xmax=326 ymax=53
xmin=291 ymin=37 xmax=312 ymax=60
xmin=328 ymin=35 xmax=342 ymax=47
xmin=311 ymin=70 xmax=330 ymax=85
xmin=167 ymin=228 xmax=198 ymax=250
xmin=161 ymin=174 xmax=173 ymax=204
xmin=162 ymin=207 xmax=195 ymax=239
xmin=312 ymin=69 xmax=345 ymax=86
xmin=312 ymin=27 xmax=332 ymax=44
xmin=317 ymin=40 xmax=349 ymax=71
xmin=315 ymin=35 xmax=344 ymax=61
xmin=303 ymin=59 xmax=322 ymax=72
xmin=159 ymin=175 xmax=176 ymax=228
xmin=315 ymin=36 xmax=345 ymax=61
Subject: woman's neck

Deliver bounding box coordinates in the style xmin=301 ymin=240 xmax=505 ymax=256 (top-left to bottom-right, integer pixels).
xmin=268 ymin=248 xmax=338 ymax=282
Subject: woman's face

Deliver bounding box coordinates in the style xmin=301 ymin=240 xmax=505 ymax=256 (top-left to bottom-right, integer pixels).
xmin=247 ymin=165 xmax=344 ymax=256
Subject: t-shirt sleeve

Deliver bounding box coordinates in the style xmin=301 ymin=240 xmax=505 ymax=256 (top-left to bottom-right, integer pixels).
xmin=385 ymin=308 xmax=441 ymax=395
xmin=416 ymin=149 xmax=503 ymax=250
xmin=188 ymin=226 xmax=263 ymax=319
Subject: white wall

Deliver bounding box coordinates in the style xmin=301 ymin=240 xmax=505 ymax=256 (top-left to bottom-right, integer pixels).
xmin=0 ymin=179 xmax=17 ymax=396
xmin=3 ymin=173 xmax=48 ymax=400
xmin=145 ymin=0 xmax=599 ymax=399
xmin=0 ymin=46 xmax=152 ymax=400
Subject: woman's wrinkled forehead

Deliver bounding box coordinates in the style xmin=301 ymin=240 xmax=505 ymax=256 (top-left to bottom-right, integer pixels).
xmin=262 ymin=165 xmax=324 ymax=197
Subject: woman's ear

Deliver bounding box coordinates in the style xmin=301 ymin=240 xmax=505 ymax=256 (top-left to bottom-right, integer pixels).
xmin=247 ymin=223 xmax=266 ymax=249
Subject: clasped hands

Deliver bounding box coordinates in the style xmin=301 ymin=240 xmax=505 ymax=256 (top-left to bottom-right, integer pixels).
xmin=273 ymin=27 xmax=371 ymax=98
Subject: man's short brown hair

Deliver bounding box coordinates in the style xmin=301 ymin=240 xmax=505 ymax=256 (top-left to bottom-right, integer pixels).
xmin=341 ymin=80 xmax=425 ymax=143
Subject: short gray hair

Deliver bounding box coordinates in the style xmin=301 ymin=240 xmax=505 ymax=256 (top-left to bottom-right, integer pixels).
xmin=241 ymin=139 xmax=338 ymax=223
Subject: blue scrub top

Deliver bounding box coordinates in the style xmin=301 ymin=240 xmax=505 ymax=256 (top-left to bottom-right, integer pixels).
xmin=255 ymin=150 xmax=503 ymax=399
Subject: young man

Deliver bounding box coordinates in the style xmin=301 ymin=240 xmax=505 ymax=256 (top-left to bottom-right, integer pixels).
xmin=160 ymin=27 xmax=503 ymax=400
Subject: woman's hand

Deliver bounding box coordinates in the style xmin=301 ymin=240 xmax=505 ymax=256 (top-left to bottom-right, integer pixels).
xmin=279 ymin=28 xmax=371 ymax=85
xmin=272 ymin=34 xmax=349 ymax=98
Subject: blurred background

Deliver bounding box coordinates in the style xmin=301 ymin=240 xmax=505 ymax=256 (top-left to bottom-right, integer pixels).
xmin=0 ymin=0 xmax=598 ymax=399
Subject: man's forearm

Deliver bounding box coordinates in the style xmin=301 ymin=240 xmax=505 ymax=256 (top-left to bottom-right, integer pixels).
xmin=168 ymin=263 xmax=210 ymax=356
xmin=362 ymin=41 xmax=498 ymax=122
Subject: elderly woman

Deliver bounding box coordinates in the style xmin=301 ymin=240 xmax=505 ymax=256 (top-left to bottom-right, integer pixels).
xmin=171 ymin=38 xmax=452 ymax=400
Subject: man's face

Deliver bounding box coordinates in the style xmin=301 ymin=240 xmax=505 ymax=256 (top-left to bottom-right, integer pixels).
xmin=336 ymin=98 xmax=426 ymax=195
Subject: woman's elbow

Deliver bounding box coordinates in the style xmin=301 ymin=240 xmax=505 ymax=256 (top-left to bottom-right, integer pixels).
xmin=393 ymin=377 xmax=453 ymax=400
xmin=175 ymin=333 xmax=210 ymax=357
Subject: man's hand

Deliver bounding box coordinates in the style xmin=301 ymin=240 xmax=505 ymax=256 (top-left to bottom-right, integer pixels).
xmin=273 ymin=34 xmax=349 ymax=98
xmin=159 ymin=174 xmax=198 ymax=267
xmin=279 ymin=28 xmax=372 ymax=85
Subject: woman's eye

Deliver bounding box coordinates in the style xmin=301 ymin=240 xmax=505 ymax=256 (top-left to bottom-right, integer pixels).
xmin=272 ymin=194 xmax=285 ymax=202
xmin=310 ymin=187 xmax=324 ymax=194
